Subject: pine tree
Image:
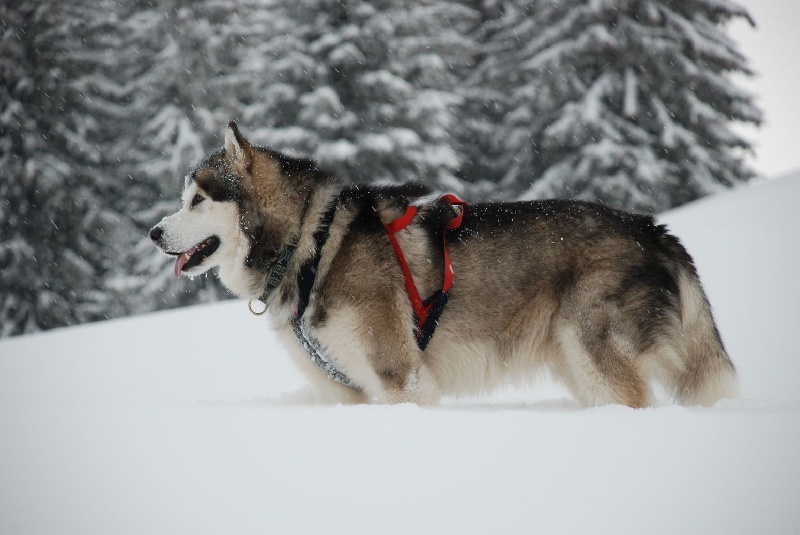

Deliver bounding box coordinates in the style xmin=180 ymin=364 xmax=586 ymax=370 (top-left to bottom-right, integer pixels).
xmin=241 ymin=0 xmax=477 ymax=191
xmin=452 ymin=0 xmax=517 ymax=199
xmin=1 ymin=0 xmax=764 ymax=336
xmin=482 ymin=0 xmax=761 ymax=212
xmin=0 ymin=1 xmax=121 ymax=336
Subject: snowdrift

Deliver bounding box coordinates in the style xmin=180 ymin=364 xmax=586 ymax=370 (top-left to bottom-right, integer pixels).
xmin=1 ymin=174 xmax=799 ymax=534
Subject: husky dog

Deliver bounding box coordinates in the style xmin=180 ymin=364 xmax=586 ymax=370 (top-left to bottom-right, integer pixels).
xmin=150 ymin=122 xmax=738 ymax=407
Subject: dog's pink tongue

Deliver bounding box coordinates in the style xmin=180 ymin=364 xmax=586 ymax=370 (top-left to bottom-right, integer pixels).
xmin=174 ymin=253 xmax=188 ymax=278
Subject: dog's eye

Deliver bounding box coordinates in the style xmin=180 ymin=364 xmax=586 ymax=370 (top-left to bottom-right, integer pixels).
xmin=191 ymin=194 xmax=205 ymax=208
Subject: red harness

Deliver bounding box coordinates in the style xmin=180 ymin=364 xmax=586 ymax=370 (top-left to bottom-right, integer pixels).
xmin=384 ymin=194 xmax=466 ymax=350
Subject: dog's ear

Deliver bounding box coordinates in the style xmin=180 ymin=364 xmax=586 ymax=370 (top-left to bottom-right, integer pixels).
xmin=224 ymin=121 xmax=252 ymax=172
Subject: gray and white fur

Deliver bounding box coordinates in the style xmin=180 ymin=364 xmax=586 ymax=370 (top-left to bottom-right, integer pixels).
xmin=151 ymin=123 xmax=738 ymax=408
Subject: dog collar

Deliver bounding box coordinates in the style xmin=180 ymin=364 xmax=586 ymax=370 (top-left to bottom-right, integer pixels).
xmin=248 ymin=238 xmax=299 ymax=315
xmin=263 ymin=239 xmax=299 ymax=296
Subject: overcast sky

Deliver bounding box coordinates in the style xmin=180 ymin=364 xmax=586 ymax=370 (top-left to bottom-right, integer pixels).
xmin=729 ymin=0 xmax=800 ymax=178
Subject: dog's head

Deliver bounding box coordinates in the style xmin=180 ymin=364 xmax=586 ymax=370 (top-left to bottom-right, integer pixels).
xmin=149 ymin=122 xmax=314 ymax=296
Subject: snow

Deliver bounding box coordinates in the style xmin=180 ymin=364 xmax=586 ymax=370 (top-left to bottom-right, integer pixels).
xmin=2 ymin=175 xmax=800 ymax=534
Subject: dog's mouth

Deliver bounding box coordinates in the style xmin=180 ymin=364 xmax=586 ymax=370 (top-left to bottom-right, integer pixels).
xmin=170 ymin=236 xmax=220 ymax=277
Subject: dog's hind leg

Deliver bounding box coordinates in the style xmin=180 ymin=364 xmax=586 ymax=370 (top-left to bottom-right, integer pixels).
xmin=551 ymin=316 xmax=651 ymax=408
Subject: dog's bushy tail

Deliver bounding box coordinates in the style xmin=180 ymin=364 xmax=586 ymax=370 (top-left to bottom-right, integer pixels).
xmin=674 ymin=270 xmax=739 ymax=406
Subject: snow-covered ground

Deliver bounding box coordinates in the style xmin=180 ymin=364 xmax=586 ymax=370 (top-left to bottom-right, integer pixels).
xmin=1 ymin=174 xmax=799 ymax=534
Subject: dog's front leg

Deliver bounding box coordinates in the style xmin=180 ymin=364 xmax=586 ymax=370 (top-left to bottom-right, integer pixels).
xmin=312 ymin=305 xmax=441 ymax=405
xmin=374 ymin=358 xmax=441 ymax=405
xmin=361 ymin=324 xmax=441 ymax=406
xmin=275 ymin=323 xmax=368 ymax=405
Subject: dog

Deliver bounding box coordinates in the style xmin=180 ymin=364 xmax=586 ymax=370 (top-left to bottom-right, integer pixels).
xmin=150 ymin=122 xmax=738 ymax=407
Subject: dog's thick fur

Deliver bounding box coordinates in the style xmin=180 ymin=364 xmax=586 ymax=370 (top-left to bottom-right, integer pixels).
xmin=151 ymin=123 xmax=738 ymax=407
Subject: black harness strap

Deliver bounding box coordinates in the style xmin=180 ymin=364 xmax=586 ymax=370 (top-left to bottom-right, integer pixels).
xmin=291 ymin=197 xmax=358 ymax=389
xmin=294 ymin=200 xmax=337 ymax=319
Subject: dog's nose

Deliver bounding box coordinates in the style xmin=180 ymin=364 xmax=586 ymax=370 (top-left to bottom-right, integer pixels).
xmin=149 ymin=226 xmax=163 ymax=242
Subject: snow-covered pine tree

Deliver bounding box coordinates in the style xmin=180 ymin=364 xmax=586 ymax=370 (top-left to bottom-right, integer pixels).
xmin=3 ymin=0 xmax=763 ymax=336
xmin=0 ymin=1 xmax=122 ymax=336
xmin=451 ymin=0 xmax=517 ymax=199
xmin=382 ymin=0 xmax=481 ymax=191
xmin=485 ymin=0 xmax=762 ymax=212
xmin=242 ymin=0 xmax=476 ymax=192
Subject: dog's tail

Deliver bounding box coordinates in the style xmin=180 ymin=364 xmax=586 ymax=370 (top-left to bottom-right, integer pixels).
xmin=673 ymin=269 xmax=739 ymax=406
